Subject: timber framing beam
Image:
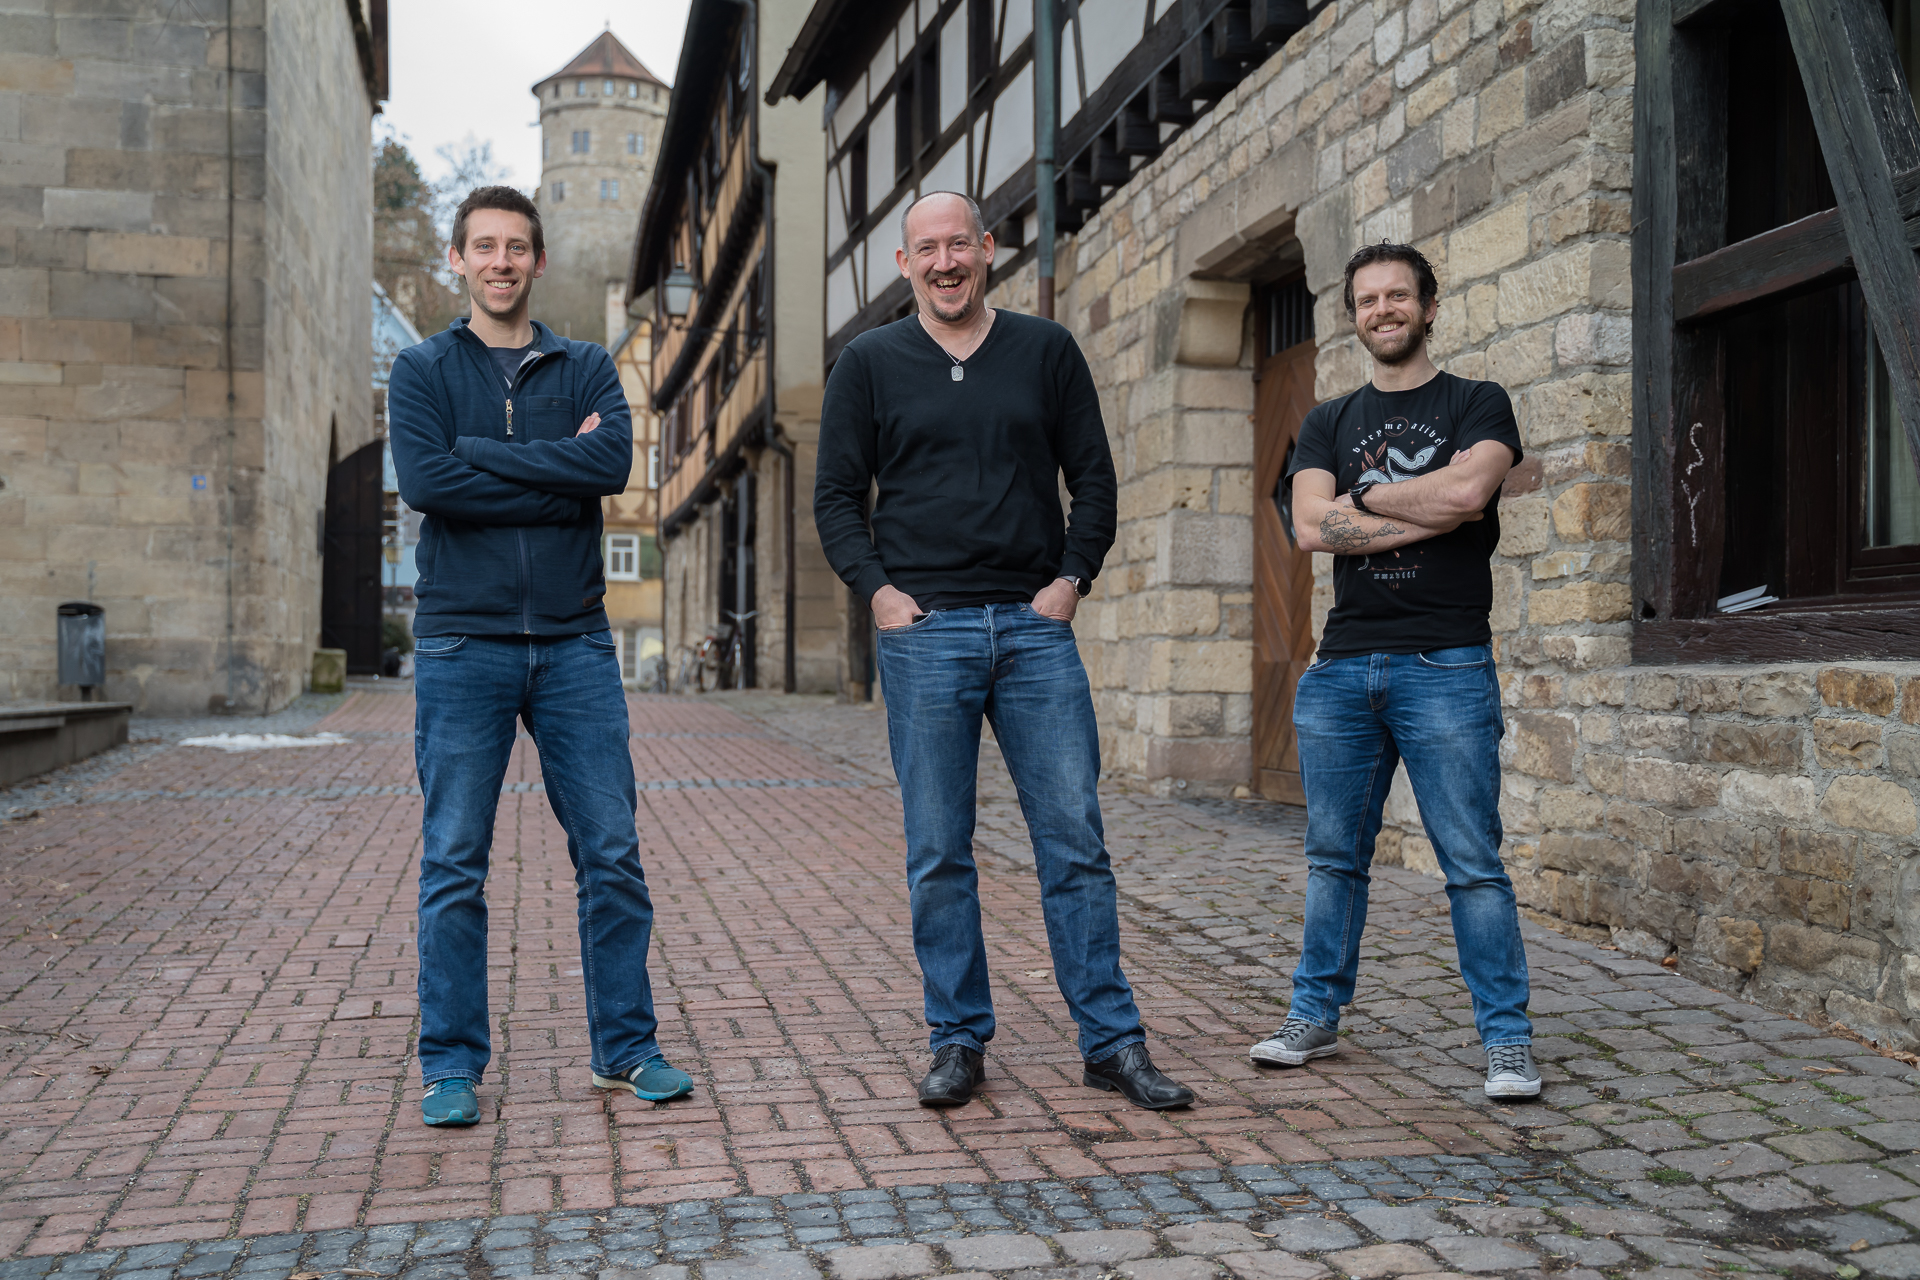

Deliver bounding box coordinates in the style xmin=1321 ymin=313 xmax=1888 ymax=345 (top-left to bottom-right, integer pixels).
xmin=1780 ymin=0 xmax=1920 ymax=494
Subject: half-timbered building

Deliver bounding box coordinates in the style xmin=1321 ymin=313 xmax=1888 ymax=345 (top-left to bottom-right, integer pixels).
xmin=771 ymin=0 xmax=1920 ymax=1041
xmin=631 ymin=0 xmax=838 ymax=693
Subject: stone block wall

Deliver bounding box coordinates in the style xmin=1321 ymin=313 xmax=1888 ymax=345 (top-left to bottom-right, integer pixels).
xmin=0 ymin=0 xmax=373 ymax=713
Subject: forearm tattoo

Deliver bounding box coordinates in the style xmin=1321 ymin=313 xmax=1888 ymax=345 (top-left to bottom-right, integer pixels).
xmin=1320 ymin=508 xmax=1406 ymax=551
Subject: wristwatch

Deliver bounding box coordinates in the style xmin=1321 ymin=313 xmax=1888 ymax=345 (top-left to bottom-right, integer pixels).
xmin=1349 ymin=480 xmax=1378 ymax=514
xmin=1059 ymin=575 xmax=1091 ymax=597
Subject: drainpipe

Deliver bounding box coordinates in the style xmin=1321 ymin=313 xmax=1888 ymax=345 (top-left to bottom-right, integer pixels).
xmin=765 ymin=428 xmax=796 ymax=693
xmin=737 ymin=0 xmax=787 ymax=692
xmin=1033 ymin=0 xmax=1057 ymax=320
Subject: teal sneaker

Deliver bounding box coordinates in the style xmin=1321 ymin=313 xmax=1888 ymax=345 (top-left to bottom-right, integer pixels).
xmin=422 ymin=1077 xmax=480 ymax=1127
xmin=592 ymin=1055 xmax=694 ymax=1101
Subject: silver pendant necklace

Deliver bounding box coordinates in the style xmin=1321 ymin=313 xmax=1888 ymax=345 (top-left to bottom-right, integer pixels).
xmin=946 ymin=350 xmax=964 ymax=382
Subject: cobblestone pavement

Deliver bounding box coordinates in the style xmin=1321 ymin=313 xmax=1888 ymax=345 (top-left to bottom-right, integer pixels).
xmin=2 ymin=692 xmax=1919 ymax=1278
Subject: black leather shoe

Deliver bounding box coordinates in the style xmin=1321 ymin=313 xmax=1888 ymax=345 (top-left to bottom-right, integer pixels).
xmin=917 ymin=1044 xmax=984 ymax=1107
xmin=1083 ymin=1042 xmax=1195 ymax=1110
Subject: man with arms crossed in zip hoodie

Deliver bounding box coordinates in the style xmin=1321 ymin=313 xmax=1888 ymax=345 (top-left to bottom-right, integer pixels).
xmin=387 ymin=186 xmax=693 ymax=1127
xmin=1249 ymin=242 xmax=1538 ymax=1100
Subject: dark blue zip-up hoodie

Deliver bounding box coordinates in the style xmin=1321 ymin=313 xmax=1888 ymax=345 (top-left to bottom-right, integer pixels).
xmin=387 ymin=317 xmax=633 ymax=637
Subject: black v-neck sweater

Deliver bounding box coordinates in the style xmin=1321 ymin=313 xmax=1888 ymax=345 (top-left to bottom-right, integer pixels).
xmin=813 ymin=311 xmax=1117 ymax=611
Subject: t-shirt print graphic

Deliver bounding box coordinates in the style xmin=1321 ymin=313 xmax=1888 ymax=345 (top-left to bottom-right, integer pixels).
xmin=1354 ymin=418 xmax=1447 ymax=586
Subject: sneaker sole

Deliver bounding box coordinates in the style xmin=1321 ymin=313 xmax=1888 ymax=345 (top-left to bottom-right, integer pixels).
xmin=422 ymin=1103 xmax=479 ymax=1127
xmin=592 ymin=1072 xmax=694 ymax=1101
xmin=1484 ymin=1076 xmax=1542 ymax=1099
xmin=1249 ymin=1041 xmax=1339 ymax=1067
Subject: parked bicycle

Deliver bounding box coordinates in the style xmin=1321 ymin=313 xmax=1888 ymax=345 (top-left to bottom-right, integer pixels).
xmin=722 ymin=610 xmax=757 ymax=691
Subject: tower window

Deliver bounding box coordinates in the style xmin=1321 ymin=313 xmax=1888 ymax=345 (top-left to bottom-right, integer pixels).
xmin=600 ymin=178 xmax=619 ymax=200
xmin=572 ymin=130 xmax=590 ymax=154
xmin=575 ymin=80 xmax=586 ymax=96
xmin=543 ymin=138 xmax=550 ymax=159
xmin=627 ymin=132 xmax=644 ymax=156
xmin=628 ymin=82 xmax=638 ymax=98
xmin=551 ymin=181 xmax=565 ymax=202
xmin=603 ymin=79 xmax=614 ymax=95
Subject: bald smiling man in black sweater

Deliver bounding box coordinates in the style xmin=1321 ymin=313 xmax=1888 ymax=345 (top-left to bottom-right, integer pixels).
xmin=814 ymin=191 xmax=1194 ymax=1114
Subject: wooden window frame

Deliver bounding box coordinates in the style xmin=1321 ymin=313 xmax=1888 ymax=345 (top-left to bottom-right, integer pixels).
xmin=1631 ymin=0 xmax=1920 ymax=662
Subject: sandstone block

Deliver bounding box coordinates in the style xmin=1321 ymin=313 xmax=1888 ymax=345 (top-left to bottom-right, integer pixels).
xmin=1649 ymin=851 xmax=1734 ymax=900
xmin=1526 ymin=372 xmax=1631 ymax=442
xmin=1813 ymin=719 xmax=1883 ymax=770
xmin=1159 ymin=510 xmax=1251 ymax=587
xmin=1527 ymin=580 xmax=1630 ymax=624
xmin=1779 ymin=827 xmax=1855 ymax=881
xmin=1819 ymin=775 xmax=1917 ymax=835
xmin=1767 ymin=920 xmax=1881 ymax=988
xmin=1489 ymin=563 xmax=1523 ymax=632
xmin=1697 ymin=722 xmax=1803 ymax=772
xmin=1498 ymin=241 xmax=1631 ymax=327
xmin=1904 ymin=676 xmax=1920 ymax=724
xmin=1818 ymin=666 xmax=1898 ymax=715
xmin=1550 ymin=481 xmax=1630 ymax=542
xmin=1704 ymin=921 xmax=1758 ymax=971
xmin=1584 ymin=749 xmax=1623 ymax=793
xmin=0 ymin=55 xmax=74 ymax=95
xmin=1605 ymin=798 xmax=1671 ymax=851
xmin=1485 ymin=321 xmax=1553 ymax=386
xmin=1721 ymin=770 xmax=1818 ymax=823
xmin=1679 ymin=673 xmax=1742 ymax=713
xmin=43 ymin=188 xmax=155 ymax=232
xmin=1888 ymin=728 xmax=1920 ymax=777
xmin=1510 ymin=710 xmax=1576 ymax=781
xmin=1741 ymin=670 xmax=1814 ymax=717
xmin=1624 ymin=756 xmax=1718 ymax=808
xmin=1620 ymin=712 xmax=1689 ymax=752
xmin=1446 ymin=195 xmax=1528 ymax=283
xmin=1673 ymin=817 xmax=1764 ymax=866
xmin=1540 ymin=786 xmax=1604 ymax=829
xmin=1495 ymin=493 xmax=1550 ymax=556
xmin=85 ymin=231 xmax=210 ymax=277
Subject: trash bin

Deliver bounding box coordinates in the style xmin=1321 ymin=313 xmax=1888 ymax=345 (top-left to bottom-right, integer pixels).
xmin=57 ymin=601 xmax=106 ymax=698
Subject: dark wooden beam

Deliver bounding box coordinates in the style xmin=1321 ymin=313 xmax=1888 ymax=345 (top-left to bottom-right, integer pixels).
xmin=1630 ymin=0 xmax=1679 ymax=622
xmin=1780 ymin=0 xmax=1920 ymax=497
xmin=1212 ymin=2 xmax=1259 ymax=63
xmin=1148 ymin=66 xmax=1195 ymax=123
xmin=1249 ymin=0 xmax=1311 ymax=44
xmin=1634 ymin=605 xmax=1920 ymax=663
xmin=1671 ymin=0 xmax=1744 ymax=25
xmin=1116 ymin=95 xmax=1160 ymax=154
xmin=1672 ymin=167 xmax=1920 ymax=324
xmin=1090 ymin=130 xmax=1131 ymax=185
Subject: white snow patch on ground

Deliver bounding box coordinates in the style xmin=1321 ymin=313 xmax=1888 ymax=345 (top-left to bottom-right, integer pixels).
xmin=177 ymin=732 xmax=352 ymax=752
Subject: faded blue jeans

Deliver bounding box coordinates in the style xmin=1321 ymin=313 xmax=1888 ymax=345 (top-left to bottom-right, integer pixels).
xmin=876 ymin=603 xmax=1144 ymax=1063
xmin=412 ymin=631 xmax=660 ymax=1086
xmin=1289 ymin=645 xmax=1533 ymax=1047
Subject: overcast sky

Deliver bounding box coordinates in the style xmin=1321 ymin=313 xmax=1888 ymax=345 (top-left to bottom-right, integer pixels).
xmin=383 ymin=0 xmax=692 ymax=190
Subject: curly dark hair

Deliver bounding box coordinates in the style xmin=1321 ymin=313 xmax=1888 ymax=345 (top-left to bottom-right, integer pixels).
xmin=1342 ymin=242 xmax=1438 ymax=319
xmin=450 ymin=185 xmax=544 ymax=261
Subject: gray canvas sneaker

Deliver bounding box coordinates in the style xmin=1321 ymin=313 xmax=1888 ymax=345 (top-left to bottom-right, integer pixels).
xmin=1249 ymin=1017 xmax=1340 ymax=1066
xmin=1484 ymin=1042 xmax=1542 ymax=1098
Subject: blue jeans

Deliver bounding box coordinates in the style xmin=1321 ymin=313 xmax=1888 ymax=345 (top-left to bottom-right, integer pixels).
xmin=876 ymin=603 xmax=1144 ymax=1063
xmin=412 ymin=631 xmax=660 ymax=1085
xmin=1290 ymin=645 xmax=1532 ymax=1047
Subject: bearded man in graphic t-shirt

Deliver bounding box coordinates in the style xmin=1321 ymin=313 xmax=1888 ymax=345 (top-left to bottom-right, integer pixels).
xmin=1251 ymin=243 xmax=1541 ymax=1100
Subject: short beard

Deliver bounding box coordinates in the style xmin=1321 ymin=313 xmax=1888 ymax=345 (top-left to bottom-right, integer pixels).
xmin=922 ymin=275 xmax=978 ymax=324
xmin=1359 ymin=316 xmax=1428 ymax=365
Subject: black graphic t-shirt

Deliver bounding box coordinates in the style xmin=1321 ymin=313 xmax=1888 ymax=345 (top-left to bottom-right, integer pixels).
xmin=1286 ymin=371 xmax=1522 ymax=658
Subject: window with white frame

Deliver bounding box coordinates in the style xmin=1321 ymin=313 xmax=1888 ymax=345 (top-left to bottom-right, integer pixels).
xmin=603 ymin=79 xmax=615 ymax=95
xmin=600 ymin=178 xmax=619 ymax=201
xmin=647 ymin=443 xmax=660 ymax=489
xmin=606 ymin=533 xmax=641 ymax=580
xmin=550 ymin=181 xmax=565 ymax=202
xmin=575 ymin=80 xmax=586 ymax=96
xmin=627 ymin=132 xmax=644 ymax=156
xmin=571 ymin=130 xmax=590 ymax=154
xmin=627 ymin=82 xmax=639 ymax=98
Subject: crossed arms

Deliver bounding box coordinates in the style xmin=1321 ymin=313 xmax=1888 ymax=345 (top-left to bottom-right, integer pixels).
xmin=388 ymin=347 xmax=633 ymax=525
xmin=1291 ymin=442 xmax=1514 ymax=555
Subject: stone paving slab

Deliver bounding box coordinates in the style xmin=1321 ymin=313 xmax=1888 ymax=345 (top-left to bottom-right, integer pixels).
xmin=1 ymin=690 xmax=1919 ymax=1279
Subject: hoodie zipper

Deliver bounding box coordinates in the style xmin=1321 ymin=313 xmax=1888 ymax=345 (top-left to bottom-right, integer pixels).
xmin=502 ymin=346 xmax=549 ymax=635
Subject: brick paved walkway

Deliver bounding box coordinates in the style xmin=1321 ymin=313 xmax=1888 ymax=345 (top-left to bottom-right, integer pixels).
xmin=2 ymin=690 xmax=1919 ymax=1279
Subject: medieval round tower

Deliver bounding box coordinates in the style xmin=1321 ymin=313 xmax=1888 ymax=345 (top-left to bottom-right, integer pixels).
xmin=533 ymin=30 xmax=668 ymax=345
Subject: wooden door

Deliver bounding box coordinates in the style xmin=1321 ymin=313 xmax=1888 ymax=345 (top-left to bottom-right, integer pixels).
xmin=321 ymin=440 xmax=384 ymax=674
xmin=1252 ymin=339 xmax=1318 ymax=805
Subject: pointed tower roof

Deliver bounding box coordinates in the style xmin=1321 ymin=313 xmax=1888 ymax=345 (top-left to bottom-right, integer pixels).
xmin=533 ymin=29 xmax=667 ymax=93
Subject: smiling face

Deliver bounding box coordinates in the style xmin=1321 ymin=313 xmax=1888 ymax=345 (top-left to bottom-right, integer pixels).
xmin=896 ymin=193 xmax=995 ymax=325
xmin=1350 ymin=260 xmax=1437 ymax=366
xmin=449 ymin=208 xmax=545 ymax=325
